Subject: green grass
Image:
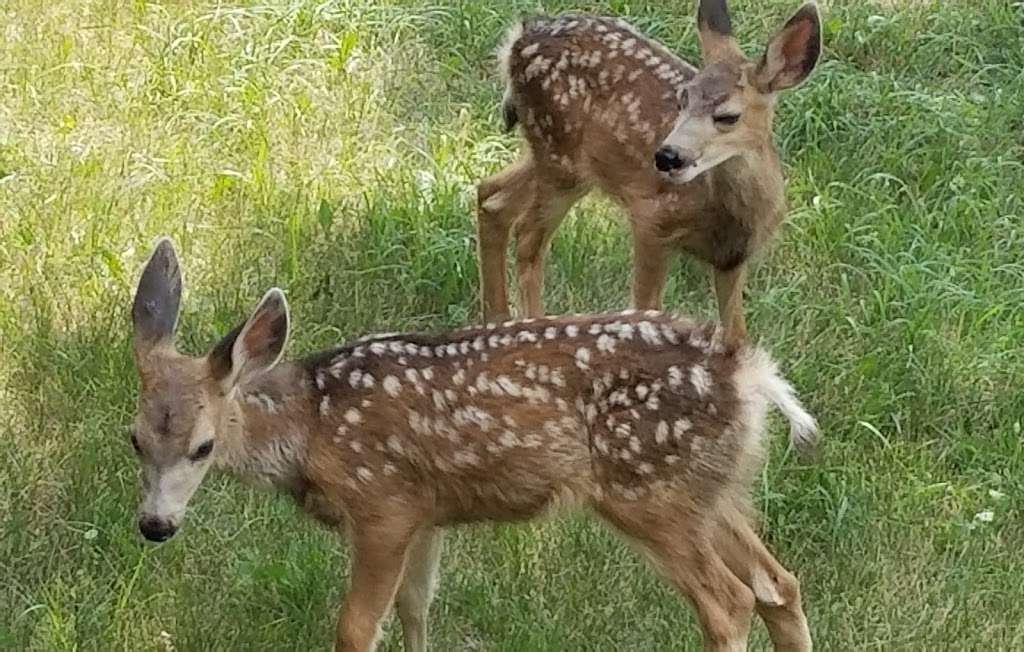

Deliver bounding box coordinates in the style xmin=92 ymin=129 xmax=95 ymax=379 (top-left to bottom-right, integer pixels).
xmin=2 ymin=0 xmax=1023 ymax=649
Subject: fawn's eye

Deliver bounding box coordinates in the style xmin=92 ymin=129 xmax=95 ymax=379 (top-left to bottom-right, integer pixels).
xmin=189 ymin=440 xmax=214 ymax=462
xmin=713 ymin=113 xmax=741 ymax=126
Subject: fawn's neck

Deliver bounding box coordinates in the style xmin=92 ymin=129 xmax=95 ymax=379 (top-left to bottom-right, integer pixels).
xmin=216 ymin=362 xmax=315 ymax=497
xmin=712 ymin=142 xmax=786 ymax=226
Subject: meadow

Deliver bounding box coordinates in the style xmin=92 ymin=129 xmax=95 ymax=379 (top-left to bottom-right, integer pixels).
xmin=1 ymin=0 xmax=1023 ymax=649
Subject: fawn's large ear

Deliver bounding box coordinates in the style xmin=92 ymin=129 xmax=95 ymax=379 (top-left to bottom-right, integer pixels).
xmin=754 ymin=2 xmax=821 ymax=93
xmin=208 ymin=288 xmax=290 ymax=390
xmin=697 ymin=0 xmax=744 ymax=63
xmin=132 ymin=237 xmax=182 ymax=358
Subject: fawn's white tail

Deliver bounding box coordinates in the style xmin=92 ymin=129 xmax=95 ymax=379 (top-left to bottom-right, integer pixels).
xmin=747 ymin=349 xmax=819 ymax=454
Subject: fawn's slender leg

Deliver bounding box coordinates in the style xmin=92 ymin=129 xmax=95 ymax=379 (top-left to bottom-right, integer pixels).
xmin=513 ymin=179 xmax=585 ymax=318
xmin=335 ymin=520 xmax=421 ymax=652
xmin=598 ymin=501 xmax=756 ymax=651
xmin=713 ymin=264 xmax=748 ymax=346
xmin=630 ymin=224 xmax=672 ymax=311
xmin=477 ymin=156 xmax=536 ymax=322
xmin=716 ymin=504 xmax=811 ymax=652
xmin=394 ymin=529 xmax=444 ymax=652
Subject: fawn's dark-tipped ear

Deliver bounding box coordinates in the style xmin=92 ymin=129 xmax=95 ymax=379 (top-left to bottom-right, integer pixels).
xmin=697 ymin=0 xmax=744 ymax=63
xmin=132 ymin=237 xmax=182 ymax=356
xmin=755 ymin=2 xmax=822 ymax=92
xmin=209 ymin=288 xmax=290 ymax=389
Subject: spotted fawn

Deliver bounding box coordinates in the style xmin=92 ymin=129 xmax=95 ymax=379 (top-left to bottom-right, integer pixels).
xmin=477 ymin=0 xmax=822 ymax=347
xmin=129 ymin=238 xmax=818 ymax=651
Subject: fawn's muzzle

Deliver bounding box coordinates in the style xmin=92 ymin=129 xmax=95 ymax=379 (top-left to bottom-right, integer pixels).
xmin=654 ymin=146 xmax=696 ymax=173
xmin=139 ymin=515 xmax=177 ymax=542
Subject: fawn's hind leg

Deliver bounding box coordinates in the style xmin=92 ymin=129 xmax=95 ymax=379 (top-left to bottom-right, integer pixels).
xmin=477 ymin=155 xmax=536 ymax=322
xmin=598 ymin=498 xmax=756 ymax=652
xmin=715 ymin=502 xmax=811 ymax=652
xmin=512 ymin=175 xmax=586 ymax=318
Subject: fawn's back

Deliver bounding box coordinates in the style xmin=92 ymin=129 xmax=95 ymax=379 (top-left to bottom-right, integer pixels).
xmin=300 ymin=312 xmax=770 ymax=527
xmin=502 ymin=15 xmax=700 ymax=203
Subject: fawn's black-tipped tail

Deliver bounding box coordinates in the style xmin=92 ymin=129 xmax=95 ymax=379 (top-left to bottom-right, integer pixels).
xmin=502 ymin=97 xmax=519 ymax=132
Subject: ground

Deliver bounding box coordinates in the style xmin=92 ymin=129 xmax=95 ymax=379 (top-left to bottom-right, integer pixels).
xmin=1 ymin=0 xmax=1022 ymax=649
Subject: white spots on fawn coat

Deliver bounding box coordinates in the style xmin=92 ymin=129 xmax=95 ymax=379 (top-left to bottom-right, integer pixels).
xmin=345 ymin=408 xmax=362 ymax=425
xmin=596 ymin=333 xmax=617 ymax=354
xmin=575 ymin=347 xmax=591 ymax=369
xmin=668 ymin=365 xmax=684 ymax=389
xmin=454 ymin=450 xmax=481 ymax=468
xmin=655 ymin=420 xmax=669 ymax=444
xmin=660 ymin=324 xmax=679 ymax=344
xmin=497 ymin=375 xmax=523 ymax=397
xmin=690 ymin=364 xmax=711 ymax=397
xmin=673 ymin=418 xmax=692 ymax=440
xmin=405 ymin=368 xmax=424 ymax=394
xmin=499 ymin=429 xmax=522 ymax=448
xmin=638 ymin=321 xmax=662 ymax=345
xmin=386 ymin=435 xmax=404 ymax=455
xmin=383 ymin=375 xmax=401 ymax=397
xmin=517 ymin=330 xmax=538 ymax=344
xmin=319 ymin=396 xmax=331 ymax=416
xmin=432 ymin=390 xmax=448 ymax=411
xmin=356 ymin=466 xmax=374 ymax=483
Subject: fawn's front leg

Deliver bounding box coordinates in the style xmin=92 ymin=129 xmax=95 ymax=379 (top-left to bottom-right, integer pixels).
xmin=394 ymin=529 xmax=444 ymax=652
xmin=630 ymin=228 xmax=671 ymax=312
xmin=335 ymin=520 xmax=421 ymax=652
xmin=713 ymin=264 xmax=748 ymax=347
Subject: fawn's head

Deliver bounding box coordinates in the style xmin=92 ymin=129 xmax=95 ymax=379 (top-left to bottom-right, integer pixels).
xmin=655 ymin=0 xmax=821 ymax=183
xmin=129 ymin=239 xmax=290 ymax=542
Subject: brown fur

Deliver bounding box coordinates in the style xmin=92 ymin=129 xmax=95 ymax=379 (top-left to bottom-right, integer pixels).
xmin=478 ymin=3 xmax=822 ymax=347
xmin=132 ymin=286 xmax=815 ymax=651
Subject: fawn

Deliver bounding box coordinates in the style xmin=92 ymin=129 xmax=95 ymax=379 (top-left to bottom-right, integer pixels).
xmin=477 ymin=0 xmax=822 ymax=346
xmin=129 ymin=238 xmax=818 ymax=651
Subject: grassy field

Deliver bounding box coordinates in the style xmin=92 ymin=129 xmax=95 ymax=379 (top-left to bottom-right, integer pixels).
xmin=2 ymin=0 xmax=1023 ymax=649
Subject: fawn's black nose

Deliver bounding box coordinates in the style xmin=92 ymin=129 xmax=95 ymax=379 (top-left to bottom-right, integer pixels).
xmin=139 ymin=516 xmax=177 ymax=542
xmin=654 ymin=146 xmax=693 ymax=172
